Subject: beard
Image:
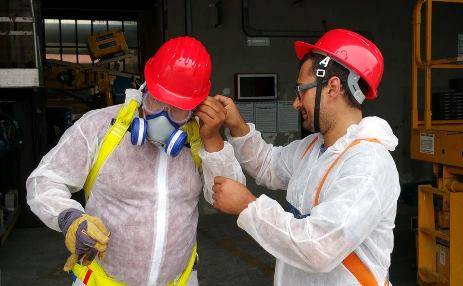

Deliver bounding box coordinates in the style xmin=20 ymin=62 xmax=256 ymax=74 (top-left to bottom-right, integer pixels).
xmin=301 ymin=107 xmax=330 ymax=134
xmin=318 ymin=108 xmax=332 ymax=135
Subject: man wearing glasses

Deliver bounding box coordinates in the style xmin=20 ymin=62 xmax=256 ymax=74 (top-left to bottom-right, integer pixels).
xmin=202 ymin=29 xmax=400 ymax=286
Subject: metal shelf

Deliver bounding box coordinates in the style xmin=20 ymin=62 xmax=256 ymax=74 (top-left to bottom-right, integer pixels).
xmin=413 ymin=3 xmax=463 ymax=283
xmin=0 ymin=1 xmax=42 ymax=88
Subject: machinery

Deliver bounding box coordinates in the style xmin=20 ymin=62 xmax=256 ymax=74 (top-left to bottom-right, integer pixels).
xmin=411 ymin=0 xmax=463 ymax=285
xmin=44 ymin=29 xmax=140 ymax=152
xmin=44 ymin=30 xmax=140 ymax=120
xmin=87 ymin=28 xmax=129 ymax=61
xmin=44 ymin=59 xmax=114 ymax=107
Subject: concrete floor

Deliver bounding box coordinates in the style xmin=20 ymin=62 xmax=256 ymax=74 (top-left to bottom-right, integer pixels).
xmin=0 ymin=199 xmax=417 ymax=286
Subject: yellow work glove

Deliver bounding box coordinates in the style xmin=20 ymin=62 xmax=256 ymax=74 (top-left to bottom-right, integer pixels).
xmin=58 ymin=209 xmax=111 ymax=272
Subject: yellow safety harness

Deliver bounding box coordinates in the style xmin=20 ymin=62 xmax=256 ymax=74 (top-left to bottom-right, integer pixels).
xmin=71 ymin=99 xmax=201 ymax=286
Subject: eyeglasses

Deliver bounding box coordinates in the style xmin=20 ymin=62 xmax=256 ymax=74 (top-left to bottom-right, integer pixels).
xmin=142 ymin=93 xmax=193 ymax=125
xmin=295 ymin=82 xmax=318 ymax=101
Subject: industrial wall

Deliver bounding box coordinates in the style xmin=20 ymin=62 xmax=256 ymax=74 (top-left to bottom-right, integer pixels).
xmin=158 ymin=0 xmax=463 ymax=187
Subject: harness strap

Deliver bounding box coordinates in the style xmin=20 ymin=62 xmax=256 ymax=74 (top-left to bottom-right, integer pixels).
xmin=83 ymin=99 xmax=139 ymax=201
xmin=300 ymin=136 xmax=319 ymax=159
xmin=311 ymin=138 xmax=385 ymax=286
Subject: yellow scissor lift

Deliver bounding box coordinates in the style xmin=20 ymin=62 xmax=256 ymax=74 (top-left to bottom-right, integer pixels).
xmin=411 ymin=0 xmax=463 ymax=285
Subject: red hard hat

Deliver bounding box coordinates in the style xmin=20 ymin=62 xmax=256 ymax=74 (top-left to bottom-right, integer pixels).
xmin=294 ymin=29 xmax=384 ymax=100
xmin=144 ymin=36 xmax=212 ymax=110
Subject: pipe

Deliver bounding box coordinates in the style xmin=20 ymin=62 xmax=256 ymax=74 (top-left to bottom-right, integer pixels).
xmin=413 ymin=0 xmax=425 ymax=67
xmin=185 ymin=0 xmax=192 ymax=35
xmin=30 ymin=0 xmax=40 ymax=69
xmin=411 ymin=1 xmax=422 ymax=128
xmin=162 ymin=0 xmax=168 ymax=42
xmin=424 ymin=0 xmax=432 ymax=129
xmin=446 ymin=180 xmax=463 ymax=192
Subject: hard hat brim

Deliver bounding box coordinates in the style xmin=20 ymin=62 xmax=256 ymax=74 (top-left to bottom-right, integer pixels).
xmin=146 ymin=80 xmax=210 ymax=111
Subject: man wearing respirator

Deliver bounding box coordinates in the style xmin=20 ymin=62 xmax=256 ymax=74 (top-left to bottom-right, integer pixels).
xmin=27 ymin=36 xmax=245 ymax=286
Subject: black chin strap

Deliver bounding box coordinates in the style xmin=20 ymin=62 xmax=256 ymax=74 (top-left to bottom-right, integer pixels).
xmin=313 ymin=56 xmax=331 ymax=133
xmin=313 ymin=80 xmax=322 ymax=133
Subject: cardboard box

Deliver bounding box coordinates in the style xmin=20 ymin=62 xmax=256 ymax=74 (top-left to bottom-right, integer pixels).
xmin=436 ymin=243 xmax=450 ymax=280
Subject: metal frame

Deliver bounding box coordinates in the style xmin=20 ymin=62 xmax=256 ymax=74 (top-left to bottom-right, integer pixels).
xmin=411 ymin=0 xmax=463 ymax=131
xmin=418 ymin=167 xmax=463 ymax=285
xmin=412 ymin=1 xmax=463 ymax=285
xmin=0 ymin=0 xmax=41 ymax=88
xmin=410 ymin=0 xmax=463 ymax=166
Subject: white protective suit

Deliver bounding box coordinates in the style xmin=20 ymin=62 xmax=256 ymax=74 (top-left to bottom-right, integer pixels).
xmin=26 ymin=105 xmax=245 ymax=285
xmin=210 ymin=116 xmax=400 ymax=286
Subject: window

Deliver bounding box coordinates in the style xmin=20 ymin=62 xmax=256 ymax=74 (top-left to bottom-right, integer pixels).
xmin=44 ymin=19 xmax=139 ymax=73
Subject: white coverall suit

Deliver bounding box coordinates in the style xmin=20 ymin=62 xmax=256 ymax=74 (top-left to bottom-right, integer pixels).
xmin=27 ymin=105 xmax=245 ymax=285
xmin=202 ymin=116 xmax=400 ymax=286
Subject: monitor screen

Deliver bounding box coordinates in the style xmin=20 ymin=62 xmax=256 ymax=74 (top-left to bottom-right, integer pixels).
xmin=237 ymin=74 xmax=277 ymax=100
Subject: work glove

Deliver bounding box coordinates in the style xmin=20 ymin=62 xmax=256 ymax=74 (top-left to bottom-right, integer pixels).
xmin=58 ymin=208 xmax=111 ymax=272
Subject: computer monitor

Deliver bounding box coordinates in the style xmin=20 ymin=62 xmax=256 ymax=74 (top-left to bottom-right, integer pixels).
xmin=236 ymin=73 xmax=277 ymax=100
